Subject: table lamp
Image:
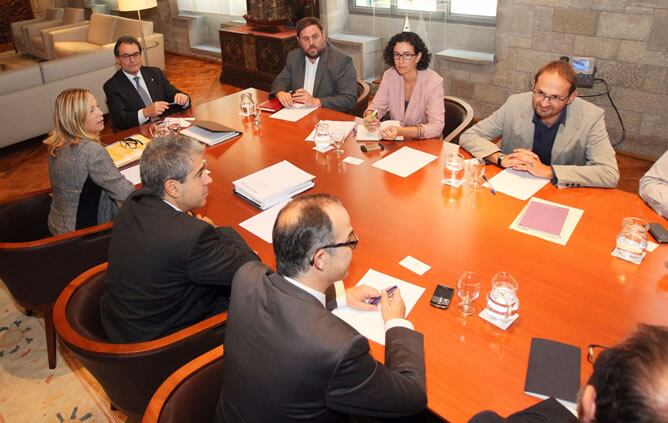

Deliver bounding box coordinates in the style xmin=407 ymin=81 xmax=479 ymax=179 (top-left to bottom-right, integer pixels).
xmin=117 ymin=0 xmax=157 ymax=66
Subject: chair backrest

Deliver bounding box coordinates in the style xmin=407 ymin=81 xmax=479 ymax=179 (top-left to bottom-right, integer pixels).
xmin=87 ymin=13 xmax=118 ymax=45
xmin=45 ymin=8 xmax=64 ymax=21
xmin=54 ymin=263 xmax=228 ymax=420
xmin=62 ymin=8 xmax=85 ymax=25
xmin=143 ymin=346 xmax=224 ymax=423
xmin=442 ymin=96 xmax=474 ymax=144
xmin=350 ymin=79 xmax=370 ymax=117
xmin=113 ymin=15 xmax=153 ymax=41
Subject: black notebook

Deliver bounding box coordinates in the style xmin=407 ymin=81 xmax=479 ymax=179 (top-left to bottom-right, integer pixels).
xmin=524 ymin=338 xmax=581 ymax=409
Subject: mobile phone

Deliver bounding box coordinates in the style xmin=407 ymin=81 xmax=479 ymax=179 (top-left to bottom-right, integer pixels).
xmin=361 ymin=143 xmax=384 ymax=153
xmin=430 ymin=284 xmax=454 ymax=309
xmin=649 ymin=222 xmax=668 ymax=243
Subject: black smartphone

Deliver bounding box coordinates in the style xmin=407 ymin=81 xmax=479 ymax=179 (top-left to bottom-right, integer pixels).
xmin=649 ymin=222 xmax=668 ymax=243
xmin=430 ymin=284 xmax=454 ymax=309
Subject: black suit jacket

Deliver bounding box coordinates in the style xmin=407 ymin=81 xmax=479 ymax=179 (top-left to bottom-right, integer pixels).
xmin=215 ymin=261 xmax=427 ymax=422
xmin=103 ymin=66 xmax=190 ymax=131
xmin=100 ymin=190 xmax=259 ymax=343
xmin=469 ymin=398 xmax=578 ymax=423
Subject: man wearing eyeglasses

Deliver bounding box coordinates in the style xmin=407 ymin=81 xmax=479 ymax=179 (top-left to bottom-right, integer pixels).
xmin=460 ymin=60 xmax=619 ymax=188
xmin=103 ymin=36 xmax=190 ymax=131
xmin=271 ymin=17 xmax=358 ymax=113
xmin=215 ymin=194 xmax=427 ymax=422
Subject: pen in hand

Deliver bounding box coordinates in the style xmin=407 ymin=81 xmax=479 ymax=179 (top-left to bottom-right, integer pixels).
xmin=368 ymin=285 xmax=398 ymax=306
xmin=482 ymin=175 xmax=496 ymax=195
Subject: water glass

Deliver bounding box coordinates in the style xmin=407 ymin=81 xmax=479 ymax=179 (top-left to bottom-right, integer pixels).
xmin=485 ymin=272 xmax=519 ymax=322
xmin=331 ymin=128 xmax=345 ymax=154
xmin=615 ymin=217 xmax=649 ymax=261
xmin=167 ymin=121 xmax=181 ymax=134
xmin=239 ymin=92 xmax=255 ymax=117
xmin=442 ymin=153 xmax=465 ymax=186
xmin=314 ymin=122 xmax=331 ymax=149
xmin=249 ymin=105 xmax=262 ymax=126
xmin=456 ymin=271 xmax=481 ymax=316
xmin=466 ymin=158 xmax=486 ymax=188
xmin=149 ymin=121 xmax=170 ymax=138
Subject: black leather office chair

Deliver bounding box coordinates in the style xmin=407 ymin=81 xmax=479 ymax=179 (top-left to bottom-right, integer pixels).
xmin=442 ymin=96 xmax=474 ymax=144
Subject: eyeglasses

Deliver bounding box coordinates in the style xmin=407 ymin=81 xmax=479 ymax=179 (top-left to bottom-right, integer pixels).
xmin=119 ymin=52 xmax=141 ymax=61
xmin=120 ymin=137 xmax=144 ymax=149
xmin=587 ymin=344 xmax=609 ymax=364
xmin=309 ymin=231 xmax=359 ymax=265
xmin=529 ymin=84 xmax=570 ymax=103
xmin=393 ymin=52 xmax=416 ymax=61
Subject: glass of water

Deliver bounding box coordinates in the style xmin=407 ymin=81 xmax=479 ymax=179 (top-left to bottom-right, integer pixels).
xmin=486 ymin=272 xmax=519 ymax=322
xmin=442 ymin=153 xmax=465 ymax=186
xmin=466 ymin=158 xmax=486 ymax=189
xmin=239 ymin=92 xmax=254 ymax=117
xmin=457 ymin=271 xmax=481 ymax=316
xmin=314 ymin=123 xmax=331 ymax=149
xmin=615 ymin=217 xmax=649 ymax=261
xmin=331 ymin=128 xmax=345 ymax=154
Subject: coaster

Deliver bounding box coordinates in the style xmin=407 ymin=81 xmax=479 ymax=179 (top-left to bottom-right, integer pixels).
xmin=479 ymin=308 xmax=519 ymax=330
xmin=611 ymin=247 xmax=646 ymax=265
xmin=313 ymin=144 xmax=333 ymax=153
xmin=441 ymin=178 xmax=465 ymax=188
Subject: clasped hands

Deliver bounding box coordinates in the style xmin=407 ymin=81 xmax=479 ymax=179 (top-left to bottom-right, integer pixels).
xmin=144 ymin=93 xmax=189 ymax=118
xmin=276 ymin=89 xmax=321 ymax=108
xmin=501 ymin=148 xmax=554 ymax=179
xmin=345 ymin=285 xmax=406 ymax=321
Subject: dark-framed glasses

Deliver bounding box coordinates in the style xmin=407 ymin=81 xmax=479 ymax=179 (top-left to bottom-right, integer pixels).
xmin=587 ymin=344 xmax=608 ymax=364
xmin=529 ymin=84 xmax=570 ymax=103
xmin=119 ymin=52 xmax=141 ymax=61
xmin=393 ymin=52 xmax=416 ymax=61
xmin=120 ymin=137 xmax=144 ymax=149
xmin=309 ymin=231 xmax=359 ymax=265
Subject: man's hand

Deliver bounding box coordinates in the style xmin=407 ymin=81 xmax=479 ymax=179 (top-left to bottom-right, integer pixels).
xmin=144 ymin=101 xmax=170 ymax=118
xmin=292 ymin=88 xmax=321 ymax=107
xmin=174 ymin=93 xmax=189 ymax=106
xmin=346 ymin=285 xmax=380 ymax=311
xmin=509 ymin=148 xmax=554 ymax=179
xmin=380 ymin=125 xmax=400 ymax=140
xmin=276 ymin=91 xmax=294 ymax=108
xmin=380 ymin=287 xmax=406 ymax=321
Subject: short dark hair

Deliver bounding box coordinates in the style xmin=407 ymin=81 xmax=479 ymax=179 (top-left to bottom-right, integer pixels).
xmin=383 ymin=32 xmax=431 ymax=71
xmin=295 ymin=17 xmax=323 ymax=38
xmin=114 ymin=35 xmax=142 ymax=57
xmin=589 ymin=324 xmax=668 ymax=423
xmin=140 ymin=134 xmax=204 ymax=198
xmin=534 ymin=60 xmax=577 ymax=95
xmin=272 ymin=194 xmax=342 ymax=278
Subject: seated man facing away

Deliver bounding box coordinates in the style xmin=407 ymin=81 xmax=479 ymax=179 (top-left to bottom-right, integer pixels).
xmin=469 ymin=324 xmax=668 ymax=423
xmin=216 ymin=194 xmax=427 ymax=422
xmin=103 ymin=36 xmax=190 ymax=131
xmin=271 ymin=17 xmax=358 ymax=113
xmin=639 ymin=150 xmax=668 ymax=218
xmin=100 ymin=134 xmax=259 ymax=343
xmin=460 ymin=60 xmax=619 ymax=189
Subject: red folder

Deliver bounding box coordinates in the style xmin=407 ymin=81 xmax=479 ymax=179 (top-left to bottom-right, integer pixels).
xmin=518 ymin=201 xmax=570 ymax=237
xmin=258 ymin=97 xmax=284 ymax=113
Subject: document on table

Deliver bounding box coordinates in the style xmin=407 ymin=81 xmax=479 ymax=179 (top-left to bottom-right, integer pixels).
xmin=269 ymin=105 xmax=317 ymax=122
xmin=238 ymin=200 xmax=289 ymax=243
xmin=356 ymin=120 xmax=404 ymax=141
xmin=372 ymin=146 xmax=438 ymax=178
xmin=487 ymin=168 xmax=550 ymax=200
xmin=510 ymin=197 xmax=584 ymax=246
xmin=332 ymin=269 xmax=425 ymax=346
xmin=233 ymin=160 xmax=315 ymax=210
xmin=120 ymin=164 xmax=141 ymax=185
xmin=305 ymin=120 xmax=356 ymax=141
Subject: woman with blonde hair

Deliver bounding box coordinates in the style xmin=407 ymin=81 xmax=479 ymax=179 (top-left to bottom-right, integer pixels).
xmin=45 ymin=88 xmax=133 ymax=235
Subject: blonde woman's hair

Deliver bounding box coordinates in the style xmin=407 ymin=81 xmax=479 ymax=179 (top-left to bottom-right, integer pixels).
xmin=44 ymin=89 xmax=100 ymax=156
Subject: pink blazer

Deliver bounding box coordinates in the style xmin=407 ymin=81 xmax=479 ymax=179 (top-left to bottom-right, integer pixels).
xmin=369 ymin=68 xmax=445 ymax=139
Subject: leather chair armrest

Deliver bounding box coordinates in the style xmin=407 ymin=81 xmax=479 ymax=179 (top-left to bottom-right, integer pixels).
xmin=39 ymin=21 xmax=90 ymax=59
xmin=50 ymin=23 xmax=89 ymax=43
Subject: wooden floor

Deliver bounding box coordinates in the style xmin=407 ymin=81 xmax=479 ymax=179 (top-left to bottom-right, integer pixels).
xmin=0 ymin=53 xmax=654 ymax=203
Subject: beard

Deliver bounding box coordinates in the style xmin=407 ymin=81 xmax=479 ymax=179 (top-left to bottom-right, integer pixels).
xmin=305 ymin=46 xmax=323 ymax=60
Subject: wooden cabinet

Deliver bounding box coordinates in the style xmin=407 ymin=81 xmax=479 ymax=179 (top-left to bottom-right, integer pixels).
xmin=219 ymin=25 xmax=298 ymax=91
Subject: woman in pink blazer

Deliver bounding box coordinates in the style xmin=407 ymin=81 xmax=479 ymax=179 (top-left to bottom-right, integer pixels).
xmin=364 ymin=32 xmax=445 ymax=140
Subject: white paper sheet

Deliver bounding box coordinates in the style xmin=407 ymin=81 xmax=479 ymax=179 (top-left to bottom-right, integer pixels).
xmin=509 ymin=197 xmax=584 ymax=246
xmin=342 ymin=156 xmax=364 ymax=166
xmin=487 ymin=169 xmax=550 ymax=200
xmin=269 ymin=105 xmax=317 ymax=122
xmin=120 ymin=164 xmax=141 ymax=185
xmin=356 ymin=120 xmax=404 ymax=141
xmin=332 ymin=269 xmax=425 ymax=345
xmin=372 ymin=146 xmax=438 ymax=178
xmin=305 ymin=120 xmax=356 ymax=141
xmin=238 ymin=201 xmax=289 ymax=243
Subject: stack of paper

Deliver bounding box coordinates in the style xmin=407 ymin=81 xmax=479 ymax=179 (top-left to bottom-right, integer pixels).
xmin=233 ymin=160 xmax=315 ymax=210
xmin=305 ymin=120 xmax=356 ymax=141
xmin=105 ymin=134 xmax=151 ymax=167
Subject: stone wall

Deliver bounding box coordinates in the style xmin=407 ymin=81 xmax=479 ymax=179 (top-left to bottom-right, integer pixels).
xmin=438 ymin=0 xmax=668 ymax=159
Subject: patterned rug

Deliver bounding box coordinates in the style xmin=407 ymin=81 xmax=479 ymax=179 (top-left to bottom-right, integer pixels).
xmin=0 ymin=50 xmax=40 ymax=72
xmin=0 ymin=282 xmax=127 ymax=422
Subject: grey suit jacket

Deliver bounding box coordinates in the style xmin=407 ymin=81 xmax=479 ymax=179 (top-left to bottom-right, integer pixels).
xmin=271 ymin=44 xmax=358 ymax=113
xmin=460 ymin=92 xmax=619 ymax=188
xmin=215 ymin=261 xmax=426 ymax=422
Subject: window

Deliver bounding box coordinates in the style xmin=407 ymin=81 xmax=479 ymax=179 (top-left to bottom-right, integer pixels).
xmin=177 ymin=0 xmax=246 ymax=16
xmin=349 ymin=0 xmax=496 ymax=24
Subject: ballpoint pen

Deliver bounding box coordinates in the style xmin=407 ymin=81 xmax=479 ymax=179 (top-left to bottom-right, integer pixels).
xmin=368 ymin=285 xmax=398 ymax=305
xmin=482 ymin=175 xmax=496 ymax=195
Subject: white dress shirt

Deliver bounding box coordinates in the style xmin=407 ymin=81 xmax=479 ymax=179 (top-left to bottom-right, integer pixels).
xmin=303 ymin=57 xmax=319 ymax=95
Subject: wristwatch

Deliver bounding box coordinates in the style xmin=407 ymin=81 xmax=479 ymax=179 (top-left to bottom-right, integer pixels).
xmin=497 ymin=153 xmax=507 ymax=167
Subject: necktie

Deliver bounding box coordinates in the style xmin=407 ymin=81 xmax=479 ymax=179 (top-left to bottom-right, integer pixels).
xmin=133 ymin=76 xmax=153 ymax=108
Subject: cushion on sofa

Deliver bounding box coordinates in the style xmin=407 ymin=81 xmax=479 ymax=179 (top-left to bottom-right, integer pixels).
xmin=0 ymin=65 xmax=43 ymax=95
xmin=55 ymin=41 xmax=101 ymax=57
xmin=41 ymin=49 xmax=116 ymax=83
xmin=87 ymin=14 xmax=118 ymax=46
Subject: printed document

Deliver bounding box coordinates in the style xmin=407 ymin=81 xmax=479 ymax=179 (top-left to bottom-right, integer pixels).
xmin=487 ymin=168 xmax=550 ymax=200
xmin=233 ymin=160 xmax=315 ymax=210
xmin=238 ymin=201 xmax=289 ymax=243
xmin=372 ymin=146 xmax=438 ymax=177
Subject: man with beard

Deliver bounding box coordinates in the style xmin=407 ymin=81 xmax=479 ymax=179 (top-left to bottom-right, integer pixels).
xmin=271 ymin=17 xmax=358 ymax=113
xmin=460 ymin=60 xmax=619 ymax=188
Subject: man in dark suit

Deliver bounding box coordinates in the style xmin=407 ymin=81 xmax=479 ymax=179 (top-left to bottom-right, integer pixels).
xmin=215 ymin=194 xmax=427 ymax=422
xmin=271 ymin=17 xmax=357 ymax=113
xmin=103 ymin=36 xmax=190 ymax=131
xmin=100 ymin=134 xmax=259 ymax=343
xmin=469 ymin=324 xmax=668 ymax=423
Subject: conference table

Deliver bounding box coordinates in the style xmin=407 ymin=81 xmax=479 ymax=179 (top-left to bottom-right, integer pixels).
xmin=108 ymin=89 xmax=668 ymax=422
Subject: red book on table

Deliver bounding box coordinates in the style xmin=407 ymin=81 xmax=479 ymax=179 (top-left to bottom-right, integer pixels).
xmin=518 ymin=200 xmax=570 ymax=237
xmin=259 ymin=97 xmax=284 ymax=113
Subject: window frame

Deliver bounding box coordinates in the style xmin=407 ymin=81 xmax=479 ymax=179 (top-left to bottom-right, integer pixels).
xmin=348 ymin=0 xmax=496 ymax=26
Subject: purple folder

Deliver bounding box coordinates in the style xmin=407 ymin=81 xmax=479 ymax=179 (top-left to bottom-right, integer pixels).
xmin=518 ymin=201 xmax=570 ymax=237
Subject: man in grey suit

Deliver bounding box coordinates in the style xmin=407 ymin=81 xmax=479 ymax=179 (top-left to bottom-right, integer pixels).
xmin=215 ymin=194 xmax=427 ymax=422
xmin=271 ymin=17 xmax=358 ymax=113
xmin=460 ymin=60 xmax=619 ymax=188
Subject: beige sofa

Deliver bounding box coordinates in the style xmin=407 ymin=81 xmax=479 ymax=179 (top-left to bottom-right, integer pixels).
xmin=10 ymin=7 xmax=63 ymax=54
xmin=24 ymin=8 xmax=87 ymax=60
xmin=0 ymin=49 xmax=117 ymax=149
xmin=45 ymin=13 xmax=165 ymax=69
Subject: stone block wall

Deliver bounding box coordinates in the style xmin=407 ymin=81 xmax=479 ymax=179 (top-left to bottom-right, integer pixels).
xmin=438 ymin=0 xmax=668 ymax=159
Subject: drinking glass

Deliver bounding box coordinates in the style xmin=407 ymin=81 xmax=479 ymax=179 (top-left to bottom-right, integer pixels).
xmin=149 ymin=121 xmax=170 ymax=138
xmin=239 ymin=92 xmax=255 ymax=117
xmin=314 ymin=122 xmax=331 ymax=149
xmin=442 ymin=153 xmax=465 ymax=186
xmin=456 ymin=271 xmax=481 ymax=316
xmin=466 ymin=158 xmax=486 ymax=189
xmin=167 ymin=121 xmax=181 ymax=134
xmin=485 ymin=272 xmax=519 ymax=322
xmin=615 ymin=217 xmax=649 ymax=261
xmin=331 ymin=128 xmax=345 ymax=154
xmin=249 ymin=105 xmax=262 ymax=126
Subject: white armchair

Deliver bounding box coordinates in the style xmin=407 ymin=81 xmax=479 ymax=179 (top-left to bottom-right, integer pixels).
xmin=10 ymin=7 xmax=63 ymax=54
xmin=24 ymin=8 xmax=87 ymax=60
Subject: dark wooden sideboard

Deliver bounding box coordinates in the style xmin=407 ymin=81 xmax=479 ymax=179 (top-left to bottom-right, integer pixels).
xmin=219 ymin=25 xmax=298 ymax=91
